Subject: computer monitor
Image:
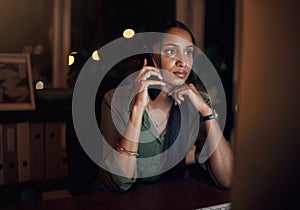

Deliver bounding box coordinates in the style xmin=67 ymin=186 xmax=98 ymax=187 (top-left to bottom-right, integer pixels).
xmin=230 ymin=0 xmax=300 ymax=209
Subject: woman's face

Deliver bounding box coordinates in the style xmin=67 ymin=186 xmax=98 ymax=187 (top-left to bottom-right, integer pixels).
xmin=159 ymin=27 xmax=194 ymax=87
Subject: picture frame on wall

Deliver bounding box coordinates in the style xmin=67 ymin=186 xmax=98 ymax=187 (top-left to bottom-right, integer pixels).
xmin=0 ymin=53 xmax=36 ymax=111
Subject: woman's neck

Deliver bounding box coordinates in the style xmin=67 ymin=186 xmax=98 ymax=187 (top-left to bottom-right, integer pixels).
xmin=146 ymin=92 xmax=173 ymax=134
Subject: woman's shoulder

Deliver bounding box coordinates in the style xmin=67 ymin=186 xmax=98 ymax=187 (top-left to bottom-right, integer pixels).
xmin=103 ymin=84 xmax=135 ymax=105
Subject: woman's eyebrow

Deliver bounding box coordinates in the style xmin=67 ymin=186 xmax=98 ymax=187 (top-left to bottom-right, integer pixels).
xmin=162 ymin=43 xmax=178 ymax=47
xmin=162 ymin=43 xmax=194 ymax=48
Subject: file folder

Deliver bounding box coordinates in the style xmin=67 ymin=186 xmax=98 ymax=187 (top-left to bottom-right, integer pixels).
xmin=17 ymin=122 xmax=31 ymax=182
xmin=58 ymin=122 xmax=68 ymax=178
xmin=30 ymin=123 xmax=44 ymax=181
xmin=45 ymin=122 xmax=60 ymax=179
xmin=3 ymin=124 xmax=18 ymax=184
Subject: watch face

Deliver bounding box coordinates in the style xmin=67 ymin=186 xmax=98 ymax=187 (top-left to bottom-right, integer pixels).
xmin=213 ymin=109 xmax=219 ymax=118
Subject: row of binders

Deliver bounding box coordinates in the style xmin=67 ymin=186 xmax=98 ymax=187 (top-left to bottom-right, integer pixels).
xmin=0 ymin=121 xmax=67 ymax=185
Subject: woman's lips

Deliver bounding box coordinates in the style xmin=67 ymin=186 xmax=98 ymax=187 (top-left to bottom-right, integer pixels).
xmin=173 ymin=70 xmax=187 ymax=79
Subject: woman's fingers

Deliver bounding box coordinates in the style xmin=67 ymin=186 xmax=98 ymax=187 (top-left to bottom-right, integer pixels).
xmin=135 ymin=58 xmax=164 ymax=93
xmin=145 ymin=70 xmax=163 ymax=81
xmin=168 ymin=84 xmax=198 ymax=105
xmin=136 ymin=58 xmax=161 ymax=80
xmin=138 ymin=80 xmax=165 ymax=92
xmin=168 ymin=86 xmax=186 ymax=105
xmin=137 ymin=69 xmax=163 ymax=82
xmin=169 ymin=84 xmax=211 ymax=113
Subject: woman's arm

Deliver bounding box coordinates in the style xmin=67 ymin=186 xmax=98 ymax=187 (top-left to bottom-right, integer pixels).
xmin=170 ymin=83 xmax=234 ymax=188
xmin=100 ymin=59 xmax=166 ymax=188
xmin=99 ymin=90 xmax=139 ymax=191
xmin=203 ymin=118 xmax=234 ymax=188
xmin=116 ymin=59 xmax=165 ymax=179
xmin=115 ymin=104 xmax=144 ymax=179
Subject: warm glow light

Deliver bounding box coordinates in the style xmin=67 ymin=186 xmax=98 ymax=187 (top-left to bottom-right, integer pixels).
xmin=22 ymin=45 xmax=33 ymax=53
xmin=123 ymin=28 xmax=135 ymax=38
xmin=35 ymin=81 xmax=44 ymax=90
xmin=68 ymin=55 xmax=75 ymax=65
xmin=92 ymin=50 xmax=100 ymax=61
xmin=33 ymin=45 xmax=44 ymax=55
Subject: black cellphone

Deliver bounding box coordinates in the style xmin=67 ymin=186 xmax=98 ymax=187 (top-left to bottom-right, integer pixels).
xmin=144 ymin=54 xmax=163 ymax=101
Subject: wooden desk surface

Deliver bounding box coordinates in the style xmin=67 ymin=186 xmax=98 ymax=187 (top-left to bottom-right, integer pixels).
xmin=3 ymin=179 xmax=230 ymax=210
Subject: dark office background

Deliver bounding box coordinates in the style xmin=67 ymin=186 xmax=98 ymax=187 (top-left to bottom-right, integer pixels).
xmin=70 ymin=0 xmax=235 ymax=140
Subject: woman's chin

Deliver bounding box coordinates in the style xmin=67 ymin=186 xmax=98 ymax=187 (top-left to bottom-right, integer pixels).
xmin=162 ymin=72 xmax=187 ymax=87
xmin=168 ymin=78 xmax=186 ymax=86
xmin=164 ymin=80 xmax=186 ymax=91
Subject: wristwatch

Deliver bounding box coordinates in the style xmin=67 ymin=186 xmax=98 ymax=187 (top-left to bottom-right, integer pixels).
xmin=201 ymin=109 xmax=218 ymax=122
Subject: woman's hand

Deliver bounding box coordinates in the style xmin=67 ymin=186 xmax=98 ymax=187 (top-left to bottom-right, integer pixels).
xmin=169 ymin=83 xmax=233 ymax=187
xmin=168 ymin=83 xmax=212 ymax=116
xmin=134 ymin=58 xmax=165 ymax=109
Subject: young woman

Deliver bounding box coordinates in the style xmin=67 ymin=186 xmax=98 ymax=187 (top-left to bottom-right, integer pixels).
xmin=99 ymin=20 xmax=233 ymax=191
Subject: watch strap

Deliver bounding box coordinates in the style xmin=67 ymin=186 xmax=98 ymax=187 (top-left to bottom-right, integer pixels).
xmin=201 ymin=110 xmax=218 ymax=122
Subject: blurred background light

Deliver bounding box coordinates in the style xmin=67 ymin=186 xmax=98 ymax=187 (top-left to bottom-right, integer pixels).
xmin=123 ymin=28 xmax=135 ymax=38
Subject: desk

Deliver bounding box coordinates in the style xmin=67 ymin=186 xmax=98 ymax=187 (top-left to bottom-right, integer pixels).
xmin=3 ymin=179 xmax=230 ymax=210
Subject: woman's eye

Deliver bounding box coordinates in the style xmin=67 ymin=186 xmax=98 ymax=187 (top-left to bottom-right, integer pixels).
xmin=185 ymin=49 xmax=193 ymax=56
xmin=165 ymin=49 xmax=176 ymax=56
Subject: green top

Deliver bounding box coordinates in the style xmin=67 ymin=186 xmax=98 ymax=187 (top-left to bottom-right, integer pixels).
xmin=99 ymin=84 xmax=212 ymax=191
xmin=139 ymin=111 xmax=167 ymax=158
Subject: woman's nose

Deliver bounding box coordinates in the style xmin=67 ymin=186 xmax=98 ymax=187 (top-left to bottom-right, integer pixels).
xmin=175 ymin=56 xmax=186 ymax=68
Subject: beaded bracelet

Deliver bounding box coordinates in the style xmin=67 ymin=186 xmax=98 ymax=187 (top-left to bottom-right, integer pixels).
xmin=117 ymin=143 xmax=139 ymax=158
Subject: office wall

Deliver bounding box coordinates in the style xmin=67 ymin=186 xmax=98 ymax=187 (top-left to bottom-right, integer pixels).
xmin=0 ymin=0 xmax=70 ymax=88
xmin=232 ymin=0 xmax=300 ymax=209
xmin=0 ymin=0 xmax=53 ymax=83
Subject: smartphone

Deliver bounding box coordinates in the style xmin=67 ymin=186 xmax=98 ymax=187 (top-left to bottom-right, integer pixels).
xmin=144 ymin=53 xmax=163 ymax=101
